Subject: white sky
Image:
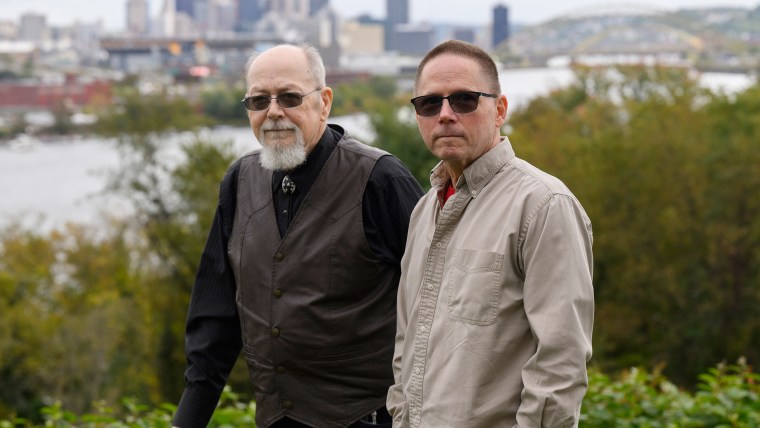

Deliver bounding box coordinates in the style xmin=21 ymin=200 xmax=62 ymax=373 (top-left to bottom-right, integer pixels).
xmin=0 ymin=0 xmax=758 ymax=29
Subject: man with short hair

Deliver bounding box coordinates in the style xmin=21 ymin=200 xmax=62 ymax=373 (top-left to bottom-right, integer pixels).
xmin=173 ymin=44 xmax=423 ymax=428
xmin=387 ymin=40 xmax=594 ymax=427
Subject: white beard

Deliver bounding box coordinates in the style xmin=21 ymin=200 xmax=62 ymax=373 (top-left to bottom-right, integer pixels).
xmin=257 ymin=119 xmax=308 ymax=171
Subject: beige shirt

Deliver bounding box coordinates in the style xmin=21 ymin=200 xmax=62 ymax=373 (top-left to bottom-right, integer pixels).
xmin=387 ymin=138 xmax=594 ymax=428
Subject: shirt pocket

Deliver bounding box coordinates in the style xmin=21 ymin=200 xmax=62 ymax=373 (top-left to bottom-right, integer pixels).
xmin=446 ymin=249 xmax=504 ymax=326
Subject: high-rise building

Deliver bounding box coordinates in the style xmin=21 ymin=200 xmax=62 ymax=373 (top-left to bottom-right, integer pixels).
xmin=394 ymin=24 xmax=433 ymax=56
xmin=385 ymin=0 xmax=408 ymax=51
xmin=492 ymin=4 xmax=509 ymax=49
xmin=208 ymin=0 xmax=236 ymax=33
xmin=193 ymin=0 xmax=210 ymax=33
xmin=177 ymin=0 xmax=195 ymax=18
xmin=270 ymin=0 xmax=309 ymax=19
xmin=160 ymin=0 xmax=177 ymax=36
xmin=19 ymin=13 xmax=48 ymax=43
xmin=453 ymin=27 xmax=476 ymax=44
xmin=238 ymin=0 xmax=264 ymax=31
xmin=309 ymin=0 xmax=329 ymax=16
xmin=387 ymin=0 xmax=408 ymax=26
xmin=127 ymin=0 xmax=150 ymax=35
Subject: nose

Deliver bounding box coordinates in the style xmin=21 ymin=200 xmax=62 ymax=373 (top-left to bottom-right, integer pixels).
xmin=437 ymin=99 xmax=457 ymax=122
xmin=266 ymin=98 xmax=285 ymax=119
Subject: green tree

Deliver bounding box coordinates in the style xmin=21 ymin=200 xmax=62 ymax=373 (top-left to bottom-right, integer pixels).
xmin=369 ymin=102 xmax=436 ymax=188
xmin=337 ymin=77 xmax=437 ymax=188
xmin=0 ymin=90 xmax=249 ymax=418
xmin=200 ymin=82 xmax=249 ymax=126
xmin=509 ymin=65 xmax=760 ymax=385
xmin=331 ymin=76 xmax=401 ymax=117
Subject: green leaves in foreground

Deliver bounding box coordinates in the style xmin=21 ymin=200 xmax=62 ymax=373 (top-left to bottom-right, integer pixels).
xmin=3 ymin=387 xmax=252 ymax=428
xmin=3 ymin=362 xmax=758 ymax=427
xmin=581 ymin=359 xmax=760 ymax=427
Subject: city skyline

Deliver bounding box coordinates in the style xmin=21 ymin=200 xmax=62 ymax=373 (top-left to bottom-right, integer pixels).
xmin=1 ymin=0 xmax=759 ymax=29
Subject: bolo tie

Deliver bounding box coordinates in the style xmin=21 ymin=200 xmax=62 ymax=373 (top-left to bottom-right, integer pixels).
xmin=279 ymin=175 xmax=297 ymax=235
xmin=282 ymin=175 xmax=296 ymax=195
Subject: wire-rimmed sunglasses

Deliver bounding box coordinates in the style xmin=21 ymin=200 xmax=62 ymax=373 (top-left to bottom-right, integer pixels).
xmin=410 ymin=91 xmax=497 ymax=117
xmin=241 ymin=88 xmax=322 ymax=111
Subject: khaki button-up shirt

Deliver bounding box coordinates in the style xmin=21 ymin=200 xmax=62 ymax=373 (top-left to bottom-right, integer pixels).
xmin=387 ymin=138 xmax=594 ymax=427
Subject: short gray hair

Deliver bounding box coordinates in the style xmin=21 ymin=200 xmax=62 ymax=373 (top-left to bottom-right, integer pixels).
xmin=414 ymin=40 xmax=501 ymax=96
xmin=245 ymin=43 xmax=326 ymax=89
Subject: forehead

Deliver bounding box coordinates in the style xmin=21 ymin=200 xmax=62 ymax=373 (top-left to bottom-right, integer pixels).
xmin=417 ymin=54 xmax=484 ymax=94
xmin=247 ymin=47 xmax=313 ymax=92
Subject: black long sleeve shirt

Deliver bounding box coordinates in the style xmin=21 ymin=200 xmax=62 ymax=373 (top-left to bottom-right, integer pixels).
xmin=173 ymin=125 xmax=424 ymax=427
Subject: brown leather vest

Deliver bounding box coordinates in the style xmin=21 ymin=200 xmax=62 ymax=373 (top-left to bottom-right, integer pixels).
xmin=228 ymin=135 xmax=399 ymax=428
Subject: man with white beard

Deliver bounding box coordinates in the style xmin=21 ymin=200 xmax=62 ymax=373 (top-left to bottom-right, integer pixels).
xmin=172 ymin=44 xmax=423 ymax=428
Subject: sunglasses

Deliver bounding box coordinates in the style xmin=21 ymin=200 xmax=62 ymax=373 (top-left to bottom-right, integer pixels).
xmin=241 ymin=88 xmax=321 ymax=111
xmin=410 ymin=91 xmax=497 ymax=117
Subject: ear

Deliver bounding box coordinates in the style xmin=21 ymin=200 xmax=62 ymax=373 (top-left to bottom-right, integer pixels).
xmin=320 ymin=87 xmax=333 ymax=121
xmin=495 ymin=94 xmax=508 ymax=128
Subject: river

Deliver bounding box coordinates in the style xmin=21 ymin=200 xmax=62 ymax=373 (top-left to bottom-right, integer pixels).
xmin=0 ymin=67 xmax=754 ymax=230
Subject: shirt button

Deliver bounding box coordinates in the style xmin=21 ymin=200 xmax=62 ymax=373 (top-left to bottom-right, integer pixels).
xmin=471 ymin=190 xmax=477 ymax=196
xmin=282 ymin=400 xmax=293 ymax=410
xmin=435 ymin=242 xmax=442 ymax=248
xmin=274 ymin=252 xmax=284 ymax=261
xmin=419 ymin=325 xmax=426 ymax=332
xmin=426 ymin=283 xmax=433 ymax=290
xmin=282 ymin=209 xmax=288 ymax=215
xmin=273 ymin=289 xmax=283 ymax=298
xmin=276 ymin=366 xmax=286 ymax=374
xmin=414 ymin=367 xmax=421 ymax=375
xmin=271 ymin=327 xmax=280 ymax=337
xmin=411 ymin=408 xmax=418 ymax=415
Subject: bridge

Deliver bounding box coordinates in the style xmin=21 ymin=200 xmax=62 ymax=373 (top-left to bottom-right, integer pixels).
xmin=100 ymin=35 xmax=287 ymax=74
xmin=494 ymin=2 xmax=753 ymax=71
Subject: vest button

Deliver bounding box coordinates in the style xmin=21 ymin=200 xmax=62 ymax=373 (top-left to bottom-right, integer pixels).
xmin=274 ymin=252 xmax=284 ymax=261
xmin=276 ymin=366 xmax=286 ymax=374
xmin=273 ymin=289 xmax=283 ymax=298
xmin=271 ymin=327 xmax=280 ymax=337
xmin=282 ymin=400 xmax=293 ymax=410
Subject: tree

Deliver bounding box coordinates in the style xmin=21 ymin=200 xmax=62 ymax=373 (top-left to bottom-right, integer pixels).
xmin=508 ymin=65 xmax=760 ymax=385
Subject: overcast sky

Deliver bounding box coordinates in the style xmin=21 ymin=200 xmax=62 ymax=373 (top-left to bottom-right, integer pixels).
xmin=1 ymin=0 xmax=758 ymax=29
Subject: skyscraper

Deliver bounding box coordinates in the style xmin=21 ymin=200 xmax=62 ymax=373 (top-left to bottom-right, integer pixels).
xmin=387 ymin=0 xmax=408 ymax=26
xmin=238 ymin=0 xmax=264 ymax=31
xmin=385 ymin=0 xmax=408 ymax=51
xmin=127 ymin=0 xmax=150 ymax=35
xmin=492 ymin=4 xmax=509 ymax=49
xmin=177 ymin=0 xmax=195 ymax=18
xmin=160 ymin=0 xmax=177 ymax=36
xmin=309 ymin=0 xmax=329 ymax=16
xmin=19 ymin=13 xmax=48 ymax=43
xmin=269 ymin=0 xmax=309 ymax=19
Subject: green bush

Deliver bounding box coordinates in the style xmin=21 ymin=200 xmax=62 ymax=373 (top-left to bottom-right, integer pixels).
xmin=581 ymin=359 xmax=760 ymax=427
xmin=2 ymin=362 xmax=757 ymax=427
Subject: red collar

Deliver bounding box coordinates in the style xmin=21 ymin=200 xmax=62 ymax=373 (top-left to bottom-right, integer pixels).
xmin=443 ymin=181 xmax=455 ymax=204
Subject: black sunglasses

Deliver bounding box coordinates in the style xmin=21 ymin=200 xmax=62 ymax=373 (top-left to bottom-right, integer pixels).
xmin=410 ymin=91 xmax=497 ymax=117
xmin=241 ymin=88 xmax=321 ymax=111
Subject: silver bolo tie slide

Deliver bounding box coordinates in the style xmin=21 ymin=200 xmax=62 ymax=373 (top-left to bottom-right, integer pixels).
xmin=282 ymin=175 xmax=296 ymax=195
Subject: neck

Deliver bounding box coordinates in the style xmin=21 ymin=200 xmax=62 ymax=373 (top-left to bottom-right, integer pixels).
xmin=444 ymin=163 xmax=462 ymax=188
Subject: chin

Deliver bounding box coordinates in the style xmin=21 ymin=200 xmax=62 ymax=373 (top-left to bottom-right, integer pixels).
xmin=262 ymin=138 xmax=296 ymax=148
xmin=435 ymin=147 xmax=464 ymax=160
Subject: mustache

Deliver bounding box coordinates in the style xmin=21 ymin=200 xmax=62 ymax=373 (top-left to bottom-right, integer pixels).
xmin=261 ymin=119 xmax=297 ymax=132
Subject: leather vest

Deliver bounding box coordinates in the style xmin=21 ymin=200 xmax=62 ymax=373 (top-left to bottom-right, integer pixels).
xmin=228 ymin=135 xmax=399 ymax=428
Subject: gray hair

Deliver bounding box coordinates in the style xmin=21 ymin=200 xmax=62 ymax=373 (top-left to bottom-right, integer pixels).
xmin=245 ymin=43 xmax=326 ymax=89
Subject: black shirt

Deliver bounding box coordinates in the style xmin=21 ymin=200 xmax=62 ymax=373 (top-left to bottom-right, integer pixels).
xmin=173 ymin=124 xmax=424 ymax=428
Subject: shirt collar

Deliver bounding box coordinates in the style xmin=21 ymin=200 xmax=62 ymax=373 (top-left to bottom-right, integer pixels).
xmin=430 ymin=136 xmax=515 ymax=198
